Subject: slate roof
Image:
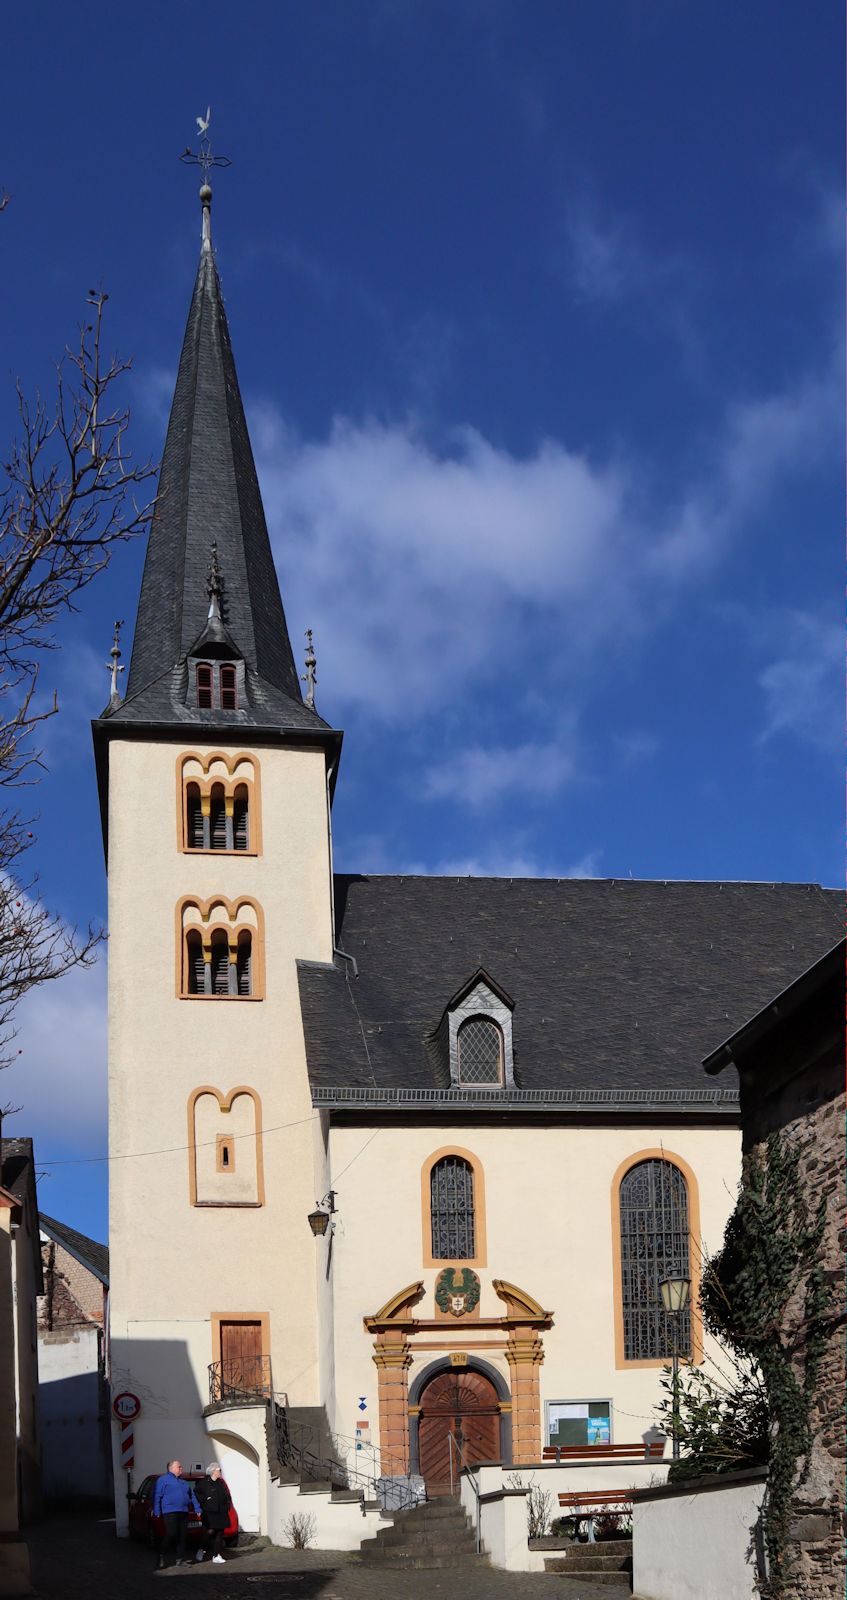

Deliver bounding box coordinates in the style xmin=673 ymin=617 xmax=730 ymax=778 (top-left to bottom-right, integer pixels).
xmin=297 ymin=876 xmax=842 ymax=1105
xmin=39 ymin=1214 xmax=109 ymax=1285
xmin=104 ymin=237 xmax=332 ymax=740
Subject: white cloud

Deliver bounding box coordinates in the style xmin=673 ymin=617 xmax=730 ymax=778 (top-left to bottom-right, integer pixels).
xmin=252 ymin=348 xmax=834 ymax=737
xmin=434 ymin=847 xmax=602 ymax=879
xmin=2 ymin=957 xmax=106 ymax=1155
xmin=424 ymin=738 xmax=578 ymax=808
xmin=756 ymin=612 xmax=841 ymax=753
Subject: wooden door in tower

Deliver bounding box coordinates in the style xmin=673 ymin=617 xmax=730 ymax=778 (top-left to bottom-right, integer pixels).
xmin=219 ymin=1320 xmax=266 ymax=1400
xmin=418 ymin=1369 xmax=501 ymax=1494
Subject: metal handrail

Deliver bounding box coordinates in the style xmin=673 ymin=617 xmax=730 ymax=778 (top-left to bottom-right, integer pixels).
xmin=448 ymin=1430 xmax=481 ymax=1553
xmin=272 ymin=1406 xmax=418 ymax=1514
xmin=208 ymin=1355 xmax=272 ymax=1405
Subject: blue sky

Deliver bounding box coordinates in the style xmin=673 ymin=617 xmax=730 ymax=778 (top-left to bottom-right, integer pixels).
xmin=0 ymin=1 xmax=841 ymax=1241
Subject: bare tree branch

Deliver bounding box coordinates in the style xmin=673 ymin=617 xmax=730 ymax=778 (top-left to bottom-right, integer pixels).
xmin=0 ymin=290 xmax=156 ymax=1070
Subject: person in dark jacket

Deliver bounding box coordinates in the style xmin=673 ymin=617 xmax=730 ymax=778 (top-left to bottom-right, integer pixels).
xmin=194 ymin=1463 xmax=233 ymax=1564
xmin=152 ymin=1460 xmax=200 ymax=1569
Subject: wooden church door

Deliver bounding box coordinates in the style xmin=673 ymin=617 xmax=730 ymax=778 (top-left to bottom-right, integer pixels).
xmin=417 ymin=1369 xmax=501 ymax=1493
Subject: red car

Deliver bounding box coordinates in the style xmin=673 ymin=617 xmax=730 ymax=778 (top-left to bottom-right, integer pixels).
xmin=128 ymin=1472 xmax=239 ymax=1549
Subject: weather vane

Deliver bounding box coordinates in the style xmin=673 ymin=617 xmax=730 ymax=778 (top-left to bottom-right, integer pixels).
xmin=107 ymin=620 xmax=125 ymax=707
xmin=302 ymin=630 xmax=317 ymax=710
xmin=180 ymin=109 xmax=231 ymax=244
xmin=180 ymin=107 xmax=232 ymax=184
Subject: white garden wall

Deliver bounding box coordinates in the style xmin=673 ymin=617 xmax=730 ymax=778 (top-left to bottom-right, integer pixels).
xmin=633 ymin=1469 xmax=767 ymax=1600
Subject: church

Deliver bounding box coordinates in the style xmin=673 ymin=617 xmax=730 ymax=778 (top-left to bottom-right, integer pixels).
xmin=95 ymin=180 xmax=841 ymax=1551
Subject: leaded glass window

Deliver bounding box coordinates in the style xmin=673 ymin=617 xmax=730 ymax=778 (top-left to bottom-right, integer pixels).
xmin=457 ymin=1017 xmax=503 ymax=1084
xmin=619 ymin=1159 xmax=691 ymax=1361
xmin=430 ymin=1155 xmax=475 ymax=1260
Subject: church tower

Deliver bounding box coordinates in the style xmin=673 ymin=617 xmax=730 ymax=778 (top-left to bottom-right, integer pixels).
xmin=94 ymin=180 xmax=341 ymax=1532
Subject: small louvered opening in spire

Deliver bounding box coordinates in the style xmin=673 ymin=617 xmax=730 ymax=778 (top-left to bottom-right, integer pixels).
xmin=197 ymin=664 xmax=213 ymax=708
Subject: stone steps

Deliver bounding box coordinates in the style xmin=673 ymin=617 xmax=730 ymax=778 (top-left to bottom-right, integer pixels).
xmin=359 ymin=1496 xmax=486 ymax=1570
xmin=544 ymin=1537 xmax=633 ymax=1578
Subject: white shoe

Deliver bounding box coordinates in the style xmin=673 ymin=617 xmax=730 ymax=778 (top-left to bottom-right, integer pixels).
xmin=212 ymin=1554 xmax=225 ymax=1563
xmin=195 ymin=1550 xmax=205 ymax=1562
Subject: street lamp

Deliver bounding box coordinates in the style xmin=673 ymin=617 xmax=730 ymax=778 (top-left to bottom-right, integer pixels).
xmin=660 ymin=1270 xmax=691 ymax=1461
xmin=307 ymin=1190 xmax=337 ymax=1237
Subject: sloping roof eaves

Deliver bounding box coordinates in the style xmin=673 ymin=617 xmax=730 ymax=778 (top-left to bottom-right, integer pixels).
xmin=39 ymin=1214 xmax=109 ymax=1286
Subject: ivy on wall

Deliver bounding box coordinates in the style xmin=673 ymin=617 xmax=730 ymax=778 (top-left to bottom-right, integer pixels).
xmin=663 ymin=1132 xmax=829 ymax=1598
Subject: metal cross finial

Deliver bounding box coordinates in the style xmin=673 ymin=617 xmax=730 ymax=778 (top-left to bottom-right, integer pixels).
xmin=302 ymin=629 xmax=317 ymax=710
xmin=206 ymin=542 xmax=224 ymax=619
xmin=179 ymin=109 xmax=232 ymax=245
xmin=107 ymin=620 xmax=125 ymax=707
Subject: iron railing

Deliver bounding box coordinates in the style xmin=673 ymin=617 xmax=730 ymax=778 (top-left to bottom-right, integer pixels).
xmin=208 ymin=1355 xmax=272 ymax=1406
xmin=271 ymin=1404 xmax=420 ymax=1514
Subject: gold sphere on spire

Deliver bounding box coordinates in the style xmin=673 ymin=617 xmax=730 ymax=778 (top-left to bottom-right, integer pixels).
xmin=199 ymin=183 xmax=212 ymax=202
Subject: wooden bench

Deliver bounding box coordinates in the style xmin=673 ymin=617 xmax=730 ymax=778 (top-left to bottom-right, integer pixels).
xmin=557 ymin=1489 xmax=633 ymax=1540
xmin=543 ymin=1440 xmax=666 ymax=1464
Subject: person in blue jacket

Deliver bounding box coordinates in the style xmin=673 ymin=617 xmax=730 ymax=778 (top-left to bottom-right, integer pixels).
xmin=152 ymin=1460 xmax=200 ymax=1569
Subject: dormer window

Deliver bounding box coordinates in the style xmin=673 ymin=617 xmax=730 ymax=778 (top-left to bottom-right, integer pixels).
xmin=439 ymin=969 xmax=517 ymax=1090
xmin=194 ymin=660 xmax=241 ymax=711
xmin=457 ymin=1016 xmax=504 ymax=1085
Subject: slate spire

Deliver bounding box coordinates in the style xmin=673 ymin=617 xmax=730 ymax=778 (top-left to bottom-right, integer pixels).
xmin=119 ymin=186 xmax=314 ymax=728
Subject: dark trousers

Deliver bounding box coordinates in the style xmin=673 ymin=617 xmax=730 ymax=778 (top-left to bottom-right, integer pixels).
xmin=160 ymin=1511 xmax=189 ymax=1565
xmin=203 ymin=1527 xmax=225 ymax=1558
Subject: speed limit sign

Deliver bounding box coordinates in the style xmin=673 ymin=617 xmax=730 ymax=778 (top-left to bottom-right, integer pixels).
xmin=112 ymin=1391 xmax=141 ymax=1469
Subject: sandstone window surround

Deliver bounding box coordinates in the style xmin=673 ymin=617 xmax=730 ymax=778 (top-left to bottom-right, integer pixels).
xmin=177 ymin=751 xmax=261 ymax=855
xmin=611 ymin=1149 xmax=704 ymax=1369
xmin=421 ymin=1146 xmax=487 ymax=1268
xmin=178 ymin=894 xmax=265 ymax=1000
xmin=188 ymin=1086 xmax=264 ymax=1206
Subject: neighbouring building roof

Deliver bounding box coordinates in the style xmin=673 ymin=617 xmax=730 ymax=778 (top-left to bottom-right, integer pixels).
xmin=0 ymin=1138 xmax=44 ymax=1292
xmin=298 ymin=876 xmax=842 ymax=1109
xmin=703 ymin=936 xmax=845 ymax=1076
xmin=39 ymin=1214 xmax=109 ymax=1287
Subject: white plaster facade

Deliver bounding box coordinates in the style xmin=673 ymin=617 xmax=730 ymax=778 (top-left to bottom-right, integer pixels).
xmin=107 ymin=738 xmax=334 ymax=1530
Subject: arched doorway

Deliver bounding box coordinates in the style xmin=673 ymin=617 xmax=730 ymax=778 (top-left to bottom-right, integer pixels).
xmin=417 ymin=1366 xmax=503 ymax=1494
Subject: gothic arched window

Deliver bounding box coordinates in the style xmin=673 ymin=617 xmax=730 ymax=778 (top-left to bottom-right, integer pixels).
xmin=456 ymin=1017 xmax=503 ymax=1084
xmin=430 ymin=1155 xmax=475 ymax=1260
xmin=619 ymin=1158 xmax=691 ymax=1361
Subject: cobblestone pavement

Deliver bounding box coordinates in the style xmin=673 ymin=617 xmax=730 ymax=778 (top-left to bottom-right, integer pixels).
xmin=27 ymin=1515 xmax=633 ymax=1600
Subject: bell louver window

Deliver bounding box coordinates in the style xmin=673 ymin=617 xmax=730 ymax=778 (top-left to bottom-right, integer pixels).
xmin=236 ymin=932 xmax=252 ymax=997
xmin=233 ymin=788 xmax=249 ymax=851
xmin=209 ymin=786 xmax=227 ymax=850
xmin=186 ymin=931 xmax=205 ymax=995
xmin=210 ymin=933 xmax=230 ymax=996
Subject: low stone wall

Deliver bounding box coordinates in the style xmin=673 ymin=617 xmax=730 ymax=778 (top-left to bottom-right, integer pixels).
xmin=632 ymin=1467 xmax=767 ymax=1600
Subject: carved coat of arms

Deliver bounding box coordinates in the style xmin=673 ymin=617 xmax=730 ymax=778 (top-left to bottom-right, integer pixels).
xmin=435 ymin=1267 xmax=481 ymax=1318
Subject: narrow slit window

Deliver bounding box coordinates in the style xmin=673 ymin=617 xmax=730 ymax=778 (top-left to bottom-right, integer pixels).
xmin=196 ymin=664 xmax=213 ymax=709
xmin=220 ymin=665 xmax=237 ymax=710
xmin=233 ymin=786 xmax=249 ymax=851
xmin=209 ymin=784 xmax=227 ymax=850
xmin=186 ymin=931 xmax=205 ymax=995
xmin=217 ymin=1136 xmax=235 ymax=1173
